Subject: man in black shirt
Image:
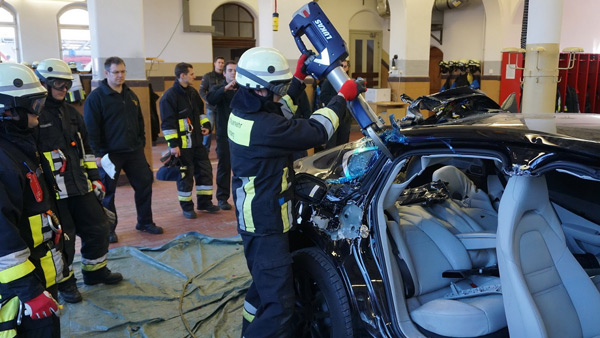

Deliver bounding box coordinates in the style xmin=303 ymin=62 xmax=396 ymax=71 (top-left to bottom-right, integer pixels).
xmin=84 ymin=57 xmax=163 ymax=242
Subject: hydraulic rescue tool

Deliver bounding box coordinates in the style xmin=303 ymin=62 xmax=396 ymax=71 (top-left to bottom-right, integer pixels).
xmin=290 ymin=2 xmax=392 ymax=157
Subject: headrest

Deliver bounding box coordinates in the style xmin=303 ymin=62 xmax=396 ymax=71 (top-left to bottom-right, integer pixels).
xmin=432 ymin=166 xmax=475 ymax=200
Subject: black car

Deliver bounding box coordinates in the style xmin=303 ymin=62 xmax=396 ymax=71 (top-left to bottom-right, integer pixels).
xmin=289 ymin=113 xmax=600 ymax=337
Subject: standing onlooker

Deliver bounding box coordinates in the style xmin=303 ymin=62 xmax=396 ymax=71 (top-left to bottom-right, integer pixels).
xmin=199 ymin=56 xmax=225 ymax=153
xmin=84 ymin=56 xmax=163 ymax=243
xmin=319 ymin=59 xmax=353 ymax=149
xmin=207 ymin=61 xmax=237 ymax=210
xmin=0 ymin=63 xmax=63 ymax=337
xmin=160 ymin=62 xmax=220 ymax=219
xmin=34 ymin=58 xmax=122 ymax=304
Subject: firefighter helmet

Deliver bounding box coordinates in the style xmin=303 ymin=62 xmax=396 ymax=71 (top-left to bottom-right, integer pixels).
xmin=0 ymin=63 xmax=47 ymax=116
xmin=235 ymin=47 xmax=292 ymax=91
xmin=35 ymin=58 xmax=74 ymax=82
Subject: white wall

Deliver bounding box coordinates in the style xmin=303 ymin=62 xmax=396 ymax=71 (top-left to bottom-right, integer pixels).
xmin=8 ymin=0 xmax=77 ymax=63
xmin=431 ymin=0 xmax=486 ymax=62
xmin=560 ymin=0 xmax=600 ymax=53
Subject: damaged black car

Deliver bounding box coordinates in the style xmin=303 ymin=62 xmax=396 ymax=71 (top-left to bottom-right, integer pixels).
xmin=289 ymin=113 xmax=600 ymax=337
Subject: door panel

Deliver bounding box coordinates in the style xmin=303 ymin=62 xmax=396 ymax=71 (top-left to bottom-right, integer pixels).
xmin=350 ymin=30 xmax=382 ymax=88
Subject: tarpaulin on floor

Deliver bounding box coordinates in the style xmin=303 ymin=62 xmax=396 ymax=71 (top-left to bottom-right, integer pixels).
xmin=60 ymin=232 xmax=250 ymax=337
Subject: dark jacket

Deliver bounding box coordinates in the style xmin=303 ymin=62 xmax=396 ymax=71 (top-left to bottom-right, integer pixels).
xmin=35 ymin=98 xmax=100 ymax=199
xmin=159 ymin=80 xmax=210 ymax=149
xmin=228 ymin=81 xmax=345 ymax=235
xmin=83 ymin=79 xmax=145 ymax=157
xmin=206 ymin=82 xmax=237 ymax=138
xmin=199 ymin=71 xmax=225 ymax=110
xmin=0 ymin=126 xmax=64 ymax=303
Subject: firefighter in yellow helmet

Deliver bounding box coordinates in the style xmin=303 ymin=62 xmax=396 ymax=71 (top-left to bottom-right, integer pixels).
xmin=0 ymin=63 xmax=64 ymax=337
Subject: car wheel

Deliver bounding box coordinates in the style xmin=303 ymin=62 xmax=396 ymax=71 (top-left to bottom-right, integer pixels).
xmin=292 ymin=247 xmax=354 ymax=338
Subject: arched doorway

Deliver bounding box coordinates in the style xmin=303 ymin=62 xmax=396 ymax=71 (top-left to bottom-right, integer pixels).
xmin=211 ymin=3 xmax=256 ymax=61
xmin=429 ymin=46 xmax=443 ymax=93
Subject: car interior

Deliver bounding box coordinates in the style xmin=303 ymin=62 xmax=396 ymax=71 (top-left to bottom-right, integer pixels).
xmin=374 ymin=153 xmax=600 ymax=338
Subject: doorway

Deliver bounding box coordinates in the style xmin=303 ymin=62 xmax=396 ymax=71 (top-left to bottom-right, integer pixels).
xmin=349 ymin=30 xmax=382 ymax=88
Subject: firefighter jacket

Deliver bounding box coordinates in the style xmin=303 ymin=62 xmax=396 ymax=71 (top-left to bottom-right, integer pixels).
xmin=206 ymin=82 xmax=237 ymax=139
xmin=0 ymin=127 xmax=65 ymax=305
xmin=34 ymin=97 xmax=100 ymax=200
xmin=228 ymin=83 xmax=346 ymax=235
xmin=160 ymin=80 xmax=210 ymax=149
xmin=83 ymin=79 xmax=146 ymax=158
xmin=199 ymin=70 xmax=225 ymax=111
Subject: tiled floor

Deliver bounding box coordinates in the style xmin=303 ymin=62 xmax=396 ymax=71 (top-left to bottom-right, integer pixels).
xmin=86 ymin=130 xmax=364 ymax=250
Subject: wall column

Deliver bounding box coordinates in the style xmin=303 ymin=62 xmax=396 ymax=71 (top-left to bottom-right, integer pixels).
xmin=87 ymin=0 xmax=152 ymax=165
xmin=387 ymin=0 xmax=434 ymax=102
xmin=521 ymin=0 xmax=563 ymax=132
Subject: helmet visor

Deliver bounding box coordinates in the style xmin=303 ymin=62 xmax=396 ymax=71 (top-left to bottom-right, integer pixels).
xmin=15 ymin=94 xmax=47 ymax=116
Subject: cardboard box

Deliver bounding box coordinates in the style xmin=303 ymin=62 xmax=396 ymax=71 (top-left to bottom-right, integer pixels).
xmin=364 ymin=88 xmax=391 ymax=102
xmin=367 ymin=101 xmax=407 ymax=125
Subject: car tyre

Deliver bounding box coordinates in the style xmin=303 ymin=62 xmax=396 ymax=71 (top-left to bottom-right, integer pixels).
xmin=292 ymin=247 xmax=354 ymax=338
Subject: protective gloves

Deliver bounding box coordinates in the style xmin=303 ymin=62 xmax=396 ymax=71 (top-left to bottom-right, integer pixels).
xmin=24 ymin=291 xmax=60 ymax=319
xmin=293 ymin=53 xmax=310 ymax=80
xmin=338 ymin=79 xmax=367 ymax=101
xmin=92 ymin=180 xmax=105 ymax=201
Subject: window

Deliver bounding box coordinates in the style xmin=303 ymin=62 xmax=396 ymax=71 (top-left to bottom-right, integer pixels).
xmin=212 ymin=4 xmax=254 ymax=38
xmin=0 ymin=4 xmax=18 ymax=63
xmin=58 ymin=6 xmax=90 ymax=71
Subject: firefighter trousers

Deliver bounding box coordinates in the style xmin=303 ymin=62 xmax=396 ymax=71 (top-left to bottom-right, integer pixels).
xmin=56 ymin=192 xmax=110 ymax=277
xmin=241 ymin=233 xmax=294 ymax=338
xmin=177 ymin=147 xmax=214 ymax=212
xmin=215 ymin=135 xmax=231 ymax=203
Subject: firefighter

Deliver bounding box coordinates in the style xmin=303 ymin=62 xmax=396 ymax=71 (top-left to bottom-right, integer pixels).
xmin=34 ymin=58 xmax=122 ymax=304
xmin=159 ymin=62 xmax=220 ymax=219
xmin=0 ymin=63 xmax=64 ymax=337
xmin=229 ymin=47 xmax=364 ymax=337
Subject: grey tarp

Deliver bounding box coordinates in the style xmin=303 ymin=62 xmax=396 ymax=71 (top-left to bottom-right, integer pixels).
xmin=60 ymin=232 xmax=250 ymax=337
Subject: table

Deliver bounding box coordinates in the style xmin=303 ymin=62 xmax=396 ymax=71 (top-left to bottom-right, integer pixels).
xmin=366 ymin=101 xmax=408 ymax=125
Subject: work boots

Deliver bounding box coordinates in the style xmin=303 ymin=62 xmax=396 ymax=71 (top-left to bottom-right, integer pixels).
xmin=83 ymin=267 xmax=123 ymax=286
xmin=58 ymin=276 xmax=83 ymax=303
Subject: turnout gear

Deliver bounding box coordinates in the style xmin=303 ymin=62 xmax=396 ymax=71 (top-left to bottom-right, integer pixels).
xmin=230 ymin=47 xmax=354 ymax=335
xmin=0 ymin=63 xmax=63 ymax=337
xmin=35 ymin=58 xmax=119 ymax=302
xmin=236 ymin=47 xmax=293 ymax=90
xmin=160 ymin=79 xmax=217 ymax=213
xmin=24 ymin=291 xmax=60 ymax=319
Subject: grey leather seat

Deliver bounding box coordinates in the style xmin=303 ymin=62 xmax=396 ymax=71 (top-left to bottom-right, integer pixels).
xmin=389 ymin=206 xmax=507 ymax=337
xmin=497 ymin=175 xmax=600 ymax=338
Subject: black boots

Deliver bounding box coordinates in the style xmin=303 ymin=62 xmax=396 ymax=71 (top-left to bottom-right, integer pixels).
xmin=83 ymin=267 xmax=123 ymax=286
xmin=58 ymin=276 xmax=82 ymax=303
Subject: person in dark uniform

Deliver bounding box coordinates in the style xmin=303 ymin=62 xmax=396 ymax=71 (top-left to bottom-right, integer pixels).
xmin=199 ymin=56 xmax=225 ymax=153
xmin=0 ymin=63 xmax=64 ymax=338
xmin=229 ymin=47 xmax=364 ymax=338
xmin=207 ymin=60 xmax=237 ymax=210
xmin=34 ymin=58 xmax=123 ymax=304
xmin=84 ymin=56 xmax=163 ymax=242
xmin=160 ymin=62 xmax=220 ymax=219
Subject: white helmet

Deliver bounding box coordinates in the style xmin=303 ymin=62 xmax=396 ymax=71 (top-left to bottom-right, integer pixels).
xmin=35 ymin=58 xmax=74 ymax=82
xmin=0 ymin=63 xmax=47 ymax=116
xmin=235 ymin=47 xmax=292 ymax=90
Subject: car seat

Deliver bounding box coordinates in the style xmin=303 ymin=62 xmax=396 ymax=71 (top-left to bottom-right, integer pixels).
xmin=387 ymin=207 xmax=507 ymax=337
xmin=497 ymin=175 xmax=600 ymax=338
